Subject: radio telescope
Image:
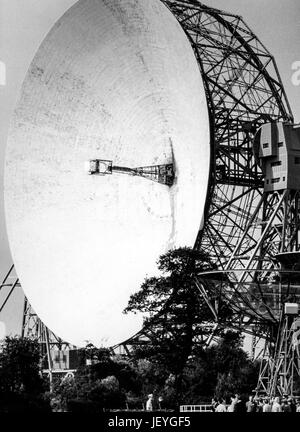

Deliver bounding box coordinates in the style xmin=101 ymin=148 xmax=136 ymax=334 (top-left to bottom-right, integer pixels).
xmin=4 ymin=0 xmax=210 ymax=347
xmin=2 ymin=0 xmax=298 ymax=396
xmin=111 ymin=0 xmax=296 ymax=397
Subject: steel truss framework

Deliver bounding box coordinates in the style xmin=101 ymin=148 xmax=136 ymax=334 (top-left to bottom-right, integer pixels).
xmin=161 ymin=0 xmax=292 ymax=264
xmin=0 ymin=265 xmax=73 ymax=381
xmin=198 ymin=188 xmax=300 ymax=395
xmin=115 ymin=0 xmax=293 ymax=351
xmin=0 ymin=1 xmax=295 ymax=385
xmin=196 ymin=193 xmax=300 ymax=327
xmin=159 ymin=0 xmax=298 ymax=395
xmin=257 ymin=313 xmax=300 ymax=397
xmin=161 ymin=1 xmax=300 ymax=396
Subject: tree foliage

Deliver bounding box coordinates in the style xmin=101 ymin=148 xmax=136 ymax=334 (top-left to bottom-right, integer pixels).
xmin=124 ymin=247 xmax=231 ymax=398
xmin=52 ymin=346 xmax=141 ymax=412
xmin=0 ymin=336 xmax=50 ymax=412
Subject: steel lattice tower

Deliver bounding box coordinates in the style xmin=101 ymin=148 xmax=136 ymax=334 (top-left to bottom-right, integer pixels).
xmin=116 ymin=0 xmax=293 ymax=352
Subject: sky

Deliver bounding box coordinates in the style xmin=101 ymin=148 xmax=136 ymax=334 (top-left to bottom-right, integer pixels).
xmin=0 ymin=0 xmax=299 ymax=338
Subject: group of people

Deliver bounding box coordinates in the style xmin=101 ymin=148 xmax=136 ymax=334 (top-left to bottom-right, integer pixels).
xmin=212 ymin=394 xmax=300 ymax=412
xmin=145 ymin=394 xmax=164 ymax=411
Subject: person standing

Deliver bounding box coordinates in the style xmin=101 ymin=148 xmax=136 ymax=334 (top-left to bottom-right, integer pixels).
xmin=246 ymin=396 xmax=256 ymax=412
xmin=263 ymin=398 xmax=272 ymax=412
xmin=211 ymin=398 xmax=218 ymax=412
xmin=234 ymin=394 xmax=244 ymax=413
xmin=158 ymin=396 xmax=163 ymax=410
xmin=271 ymin=397 xmax=282 ymax=412
xmin=256 ymin=398 xmax=264 ymax=412
xmin=215 ymin=399 xmax=227 ymax=412
xmin=227 ymin=396 xmax=237 ymax=412
xmin=288 ymin=397 xmax=296 ymax=413
xmin=146 ymin=394 xmax=153 ymax=411
xmin=281 ymin=398 xmax=291 ymax=413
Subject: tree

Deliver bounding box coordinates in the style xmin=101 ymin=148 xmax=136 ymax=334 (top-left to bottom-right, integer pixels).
xmin=0 ymin=336 xmax=50 ymax=412
xmin=211 ymin=331 xmax=259 ymax=399
xmin=181 ymin=331 xmax=259 ymax=403
xmin=124 ymin=247 xmax=230 ymax=401
xmin=52 ymin=346 xmax=141 ymax=412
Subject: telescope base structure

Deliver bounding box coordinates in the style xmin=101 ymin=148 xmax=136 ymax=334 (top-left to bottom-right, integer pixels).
xmin=256 ymin=313 xmax=300 ymax=397
xmin=22 ymin=298 xmax=76 ymax=383
xmin=0 ymin=266 xmax=75 ymax=385
xmin=198 ymin=178 xmax=300 ymax=396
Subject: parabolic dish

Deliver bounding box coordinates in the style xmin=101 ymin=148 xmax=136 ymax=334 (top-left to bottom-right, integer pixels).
xmin=4 ymin=0 xmax=210 ymax=347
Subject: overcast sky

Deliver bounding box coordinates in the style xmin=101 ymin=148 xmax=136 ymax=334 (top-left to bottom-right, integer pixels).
xmin=0 ymin=0 xmax=299 ymax=337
